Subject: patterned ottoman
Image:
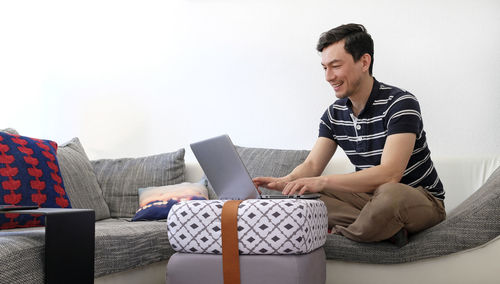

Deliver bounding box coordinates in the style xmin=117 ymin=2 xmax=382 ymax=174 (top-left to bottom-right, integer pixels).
xmin=166 ymin=199 xmax=328 ymax=284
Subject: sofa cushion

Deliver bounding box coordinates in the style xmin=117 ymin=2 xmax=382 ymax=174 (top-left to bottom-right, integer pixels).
xmin=324 ymin=165 xmax=500 ymax=264
xmin=0 ymin=128 xmax=19 ymax=135
xmin=57 ymin=138 xmax=111 ymax=220
xmin=91 ymin=149 xmax=185 ymax=218
xmin=94 ymin=218 xmax=175 ymax=277
xmin=0 ymin=132 xmax=71 ymax=229
xmin=235 ymin=146 xmax=310 ymax=195
xmin=0 ymin=219 xmax=176 ymax=282
xmin=0 ymin=227 xmax=45 ymax=283
xmin=132 ymin=182 xmax=208 ymax=221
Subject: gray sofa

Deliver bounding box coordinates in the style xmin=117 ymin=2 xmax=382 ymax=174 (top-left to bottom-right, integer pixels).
xmin=1 ymin=130 xmax=499 ymax=283
xmin=0 ymin=135 xmax=183 ymax=283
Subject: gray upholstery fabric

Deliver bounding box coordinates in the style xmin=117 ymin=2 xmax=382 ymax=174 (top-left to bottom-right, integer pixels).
xmin=0 ymin=228 xmax=45 ymax=284
xmin=57 ymin=138 xmax=111 ymax=220
xmin=166 ymin=248 xmax=326 ymax=284
xmin=0 ymin=220 xmax=176 ymax=282
xmin=94 ymin=219 xmax=175 ymax=277
xmin=0 ymin=128 xmax=19 ymax=135
xmin=324 ymin=165 xmax=500 ymax=264
xmin=91 ymin=149 xmax=185 ymax=218
xmin=235 ymin=146 xmax=310 ymax=195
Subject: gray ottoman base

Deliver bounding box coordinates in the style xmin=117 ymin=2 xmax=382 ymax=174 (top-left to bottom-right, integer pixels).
xmin=166 ymin=247 xmax=326 ymax=284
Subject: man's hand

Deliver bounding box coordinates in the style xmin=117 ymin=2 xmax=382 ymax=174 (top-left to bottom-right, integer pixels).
xmin=254 ymin=176 xmax=327 ymax=195
xmin=253 ymin=137 xmax=337 ymax=194
xmin=253 ymin=176 xmax=290 ymax=192
xmin=281 ymin=176 xmax=327 ymax=195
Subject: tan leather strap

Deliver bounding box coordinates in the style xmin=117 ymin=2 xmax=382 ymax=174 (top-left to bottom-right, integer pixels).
xmin=221 ymin=200 xmax=243 ymax=284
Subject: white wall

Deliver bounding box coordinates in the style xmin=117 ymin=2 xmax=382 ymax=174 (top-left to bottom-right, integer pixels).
xmin=1 ymin=0 xmax=499 ymax=162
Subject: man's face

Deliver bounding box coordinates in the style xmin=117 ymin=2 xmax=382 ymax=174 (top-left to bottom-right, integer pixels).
xmin=321 ymin=40 xmax=366 ymax=99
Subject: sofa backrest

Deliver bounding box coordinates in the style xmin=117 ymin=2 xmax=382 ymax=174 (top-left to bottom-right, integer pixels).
xmin=185 ymin=155 xmax=500 ymax=213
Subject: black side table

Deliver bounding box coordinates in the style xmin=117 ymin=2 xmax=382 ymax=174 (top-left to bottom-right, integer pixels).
xmin=1 ymin=208 xmax=95 ymax=284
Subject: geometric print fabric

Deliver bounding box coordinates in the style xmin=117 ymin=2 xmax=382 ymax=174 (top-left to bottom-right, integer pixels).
xmin=167 ymin=199 xmax=327 ymax=255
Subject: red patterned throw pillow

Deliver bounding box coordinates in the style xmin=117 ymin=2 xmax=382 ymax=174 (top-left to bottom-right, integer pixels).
xmin=0 ymin=132 xmax=71 ymax=229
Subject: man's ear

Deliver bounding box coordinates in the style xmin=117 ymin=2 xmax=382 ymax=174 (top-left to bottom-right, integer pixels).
xmin=361 ymin=53 xmax=372 ymax=73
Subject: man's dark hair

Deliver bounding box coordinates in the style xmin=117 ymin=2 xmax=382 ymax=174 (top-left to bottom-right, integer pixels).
xmin=316 ymin=23 xmax=374 ymax=75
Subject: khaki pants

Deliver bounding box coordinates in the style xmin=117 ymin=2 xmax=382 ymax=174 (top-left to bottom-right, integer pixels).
xmin=320 ymin=183 xmax=446 ymax=242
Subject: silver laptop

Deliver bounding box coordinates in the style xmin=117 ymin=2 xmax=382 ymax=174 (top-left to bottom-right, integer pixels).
xmin=190 ymin=135 xmax=321 ymax=200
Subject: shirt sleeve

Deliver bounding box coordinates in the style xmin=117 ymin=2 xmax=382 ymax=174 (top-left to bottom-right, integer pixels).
xmin=318 ymin=107 xmax=336 ymax=141
xmin=385 ymin=93 xmax=423 ymax=136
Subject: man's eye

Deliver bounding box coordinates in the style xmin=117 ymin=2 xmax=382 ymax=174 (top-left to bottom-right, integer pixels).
xmin=332 ymin=65 xmax=341 ymax=69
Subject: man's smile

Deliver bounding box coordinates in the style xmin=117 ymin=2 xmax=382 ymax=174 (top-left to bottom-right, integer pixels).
xmin=332 ymin=81 xmax=343 ymax=91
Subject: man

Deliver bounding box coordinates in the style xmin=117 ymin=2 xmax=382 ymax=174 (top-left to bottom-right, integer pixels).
xmin=253 ymin=24 xmax=445 ymax=246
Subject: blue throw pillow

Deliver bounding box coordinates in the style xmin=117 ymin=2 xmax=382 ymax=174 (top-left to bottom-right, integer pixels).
xmin=132 ymin=182 xmax=208 ymax=221
xmin=0 ymin=132 xmax=72 ymax=229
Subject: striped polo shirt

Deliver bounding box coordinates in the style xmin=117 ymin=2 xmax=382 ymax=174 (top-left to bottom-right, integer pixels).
xmin=319 ymin=78 xmax=445 ymax=200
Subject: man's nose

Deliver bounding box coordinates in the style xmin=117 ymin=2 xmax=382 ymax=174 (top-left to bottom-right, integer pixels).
xmin=325 ymin=68 xmax=336 ymax=82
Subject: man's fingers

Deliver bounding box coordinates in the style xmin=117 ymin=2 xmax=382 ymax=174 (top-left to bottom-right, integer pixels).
xmin=254 ymin=177 xmax=292 ymax=192
xmin=283 ymin=182 xmax=299 ymax=195
xmin=268 ymin=181 xmax=286 ymax=190
xmin=283 ymin=181 xmax=311 ymax=195
xmin=299 ymin=187 xmax=308 ymax=195
xmin=253 ymin=178 xmax=268 ymax=187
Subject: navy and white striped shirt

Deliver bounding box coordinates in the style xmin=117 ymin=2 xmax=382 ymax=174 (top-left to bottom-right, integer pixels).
xmin=319 ymin=78 xmax=444 ymax=200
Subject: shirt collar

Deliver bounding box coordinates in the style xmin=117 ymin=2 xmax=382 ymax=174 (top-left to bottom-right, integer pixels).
xmin=346 ymin=77 xmax=380 ymax=117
